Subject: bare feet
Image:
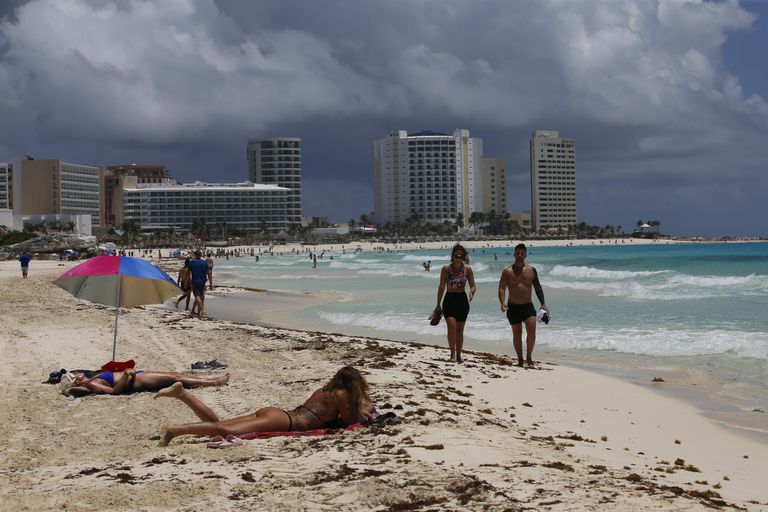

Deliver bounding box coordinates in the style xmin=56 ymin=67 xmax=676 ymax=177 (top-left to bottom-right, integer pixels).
xmin=159 ymin=424 xmax=175 ymax=446
xmin=154 ymin=382 xmax=184 ymax=399
xmin=214 ymin=373 xmax=231 ymax=386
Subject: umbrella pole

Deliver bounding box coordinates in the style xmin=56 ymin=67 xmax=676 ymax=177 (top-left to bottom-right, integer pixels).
xmin=112 ymin=305 xmax=119 ymax=361
xmin=112 ymin=276 xmax=121 ymax=361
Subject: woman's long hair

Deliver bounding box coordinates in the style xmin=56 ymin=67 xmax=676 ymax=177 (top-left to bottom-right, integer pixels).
xmin=324 ymin=366 xmax=370 ymax=423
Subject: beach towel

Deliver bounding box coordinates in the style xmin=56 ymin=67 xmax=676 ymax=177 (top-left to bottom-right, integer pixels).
xmin=101 ymin=359 xmax=136 ymax=372
xmin=239 ymin=423 xmax=363 ymax=440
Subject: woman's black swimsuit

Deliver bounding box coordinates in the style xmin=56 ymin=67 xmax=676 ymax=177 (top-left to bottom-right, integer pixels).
xmin=442 ymin=291 xmax=469 ymax=322
xmin=284 ymin=404 xmax=326 ymax=432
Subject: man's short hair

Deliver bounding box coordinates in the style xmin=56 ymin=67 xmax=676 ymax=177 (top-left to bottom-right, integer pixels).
xmin=194 ymin=250 xmax=202 ymax=257
xmin=515 ymin=243 xmax=527 ymax=253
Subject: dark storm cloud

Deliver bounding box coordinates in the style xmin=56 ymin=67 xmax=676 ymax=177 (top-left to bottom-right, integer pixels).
xmin=1 ymin=0 xmax=766 ymax=235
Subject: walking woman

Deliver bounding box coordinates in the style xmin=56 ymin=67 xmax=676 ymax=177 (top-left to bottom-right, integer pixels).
xmin=435 ymin=244 xmax=476 ymax=363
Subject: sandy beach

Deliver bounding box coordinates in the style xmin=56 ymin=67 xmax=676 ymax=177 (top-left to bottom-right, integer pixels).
xmin=1 ymin=259 xmax=767 ymax=511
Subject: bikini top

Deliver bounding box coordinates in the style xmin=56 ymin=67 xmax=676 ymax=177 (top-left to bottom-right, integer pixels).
xmin=446 ymin=263 xmax=467 ymax=289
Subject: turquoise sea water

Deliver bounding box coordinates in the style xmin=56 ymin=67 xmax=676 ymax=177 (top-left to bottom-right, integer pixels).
xmin=215 ymin=242 xmax=768 ymax=417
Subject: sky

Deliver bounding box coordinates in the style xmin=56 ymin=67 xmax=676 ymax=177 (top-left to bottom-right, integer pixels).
xmin=1 ymin=0 xmax=767 ymax=236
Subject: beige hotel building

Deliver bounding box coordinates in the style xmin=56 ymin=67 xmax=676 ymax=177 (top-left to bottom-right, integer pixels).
xmin=530 ymin=130 xmax=576 ymax=232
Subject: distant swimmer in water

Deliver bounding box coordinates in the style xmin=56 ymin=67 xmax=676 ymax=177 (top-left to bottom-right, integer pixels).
xmin=422 ymin=260 xmax=432 ymax=271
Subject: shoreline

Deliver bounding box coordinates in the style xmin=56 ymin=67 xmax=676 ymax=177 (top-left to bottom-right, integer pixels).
xmin=196 ymin=283 xmax=768 ymax=443
xmin=2 ymin=259 xmax=768 ymax=509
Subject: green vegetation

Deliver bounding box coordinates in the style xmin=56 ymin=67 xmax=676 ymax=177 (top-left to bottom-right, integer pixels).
xmin=0 ymin=230 xmax=36 ymax=246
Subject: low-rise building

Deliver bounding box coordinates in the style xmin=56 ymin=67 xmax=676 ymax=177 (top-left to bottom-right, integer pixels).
xmin=114 ymin=177 xmax=289 ymax=233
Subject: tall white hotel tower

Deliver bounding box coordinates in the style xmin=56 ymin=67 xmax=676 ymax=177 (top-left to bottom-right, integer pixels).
xmin=247 ymin=137 xmax=302 ymax=224
xmin=372 ymin=129 xmax=482 ymax=226
xmin=530 ymin=130 xmax=576 ymax=232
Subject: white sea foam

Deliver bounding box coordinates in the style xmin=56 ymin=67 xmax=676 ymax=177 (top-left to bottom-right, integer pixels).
xmin=401 ymin=254 xmax=447 ymax=262
xmin=549 ymin=265 xmax=669 ymax=280
xmin=539 ymin=327 xmax=768 ymax=359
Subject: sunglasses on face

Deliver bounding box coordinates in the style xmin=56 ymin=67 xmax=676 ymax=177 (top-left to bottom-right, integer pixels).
xmin=453 ymin=254 xmax=464 ymax=259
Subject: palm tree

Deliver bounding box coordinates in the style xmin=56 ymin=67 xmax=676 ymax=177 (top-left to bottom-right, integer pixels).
xmin=121 ymin=219 xmax=142 ymax=242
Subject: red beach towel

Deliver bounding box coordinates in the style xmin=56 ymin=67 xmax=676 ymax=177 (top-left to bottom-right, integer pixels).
xmin=239 ymin=423 xmax=363 ymax=440
xmin=101 ymin=359 xmax=136 ymax=372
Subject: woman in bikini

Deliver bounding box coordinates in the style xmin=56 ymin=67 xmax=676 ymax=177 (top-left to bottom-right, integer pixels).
xmin=435 ymin=244 xmax=477 ymax=363
xmin=61 ymin=369 xmax=230 ymax=396
xmin=154 ymin=366 xmax=372 ymax=446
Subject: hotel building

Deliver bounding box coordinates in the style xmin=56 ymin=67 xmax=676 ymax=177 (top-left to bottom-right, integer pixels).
xmin=0 ymin=163 xmax=10 ymax=209
xmin=114 ymin=176 xmax=289 ymax=233
xmin=105 ymin=164 xmax=174 ymax=227
xmin=372 ymin=129 xmax=483 ymax=226
xmin=246 ymin=137 xmax=302 ymax=224
xmin=530 ymin=130 xmax=576 ymax=232
xmin=11 ymin=159 xmax=105 ymax=229
xmin=479 ymin=158 xmax=507 ymax=215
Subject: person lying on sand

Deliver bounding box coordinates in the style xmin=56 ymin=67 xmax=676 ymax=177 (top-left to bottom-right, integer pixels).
xmin=60 ymin=369 xmax=230 ymax=396
xmin=154 ymin=366 xmax=372 ymax=446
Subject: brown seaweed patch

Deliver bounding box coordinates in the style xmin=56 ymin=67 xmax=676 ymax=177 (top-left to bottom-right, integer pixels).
xmin=542 ymin=461 xmax=574 ymax=472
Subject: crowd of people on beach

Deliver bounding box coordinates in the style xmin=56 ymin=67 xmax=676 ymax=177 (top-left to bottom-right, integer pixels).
xmin=36 ymin=238 xmax=549 ymax=447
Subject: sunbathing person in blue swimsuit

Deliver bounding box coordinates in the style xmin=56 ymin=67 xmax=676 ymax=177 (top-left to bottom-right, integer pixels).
xmin=61 ymin=369 xmax=229 ymax=396
xmin=154 ymin=366 xmax=372 ymax=446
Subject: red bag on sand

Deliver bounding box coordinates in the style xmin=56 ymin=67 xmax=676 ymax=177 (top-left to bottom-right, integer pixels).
xmin=101 ymin=359 xmax=136 ymax=372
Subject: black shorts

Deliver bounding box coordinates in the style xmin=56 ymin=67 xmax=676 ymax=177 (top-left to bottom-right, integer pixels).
xmin=506 ymin=302 xmax=536 ymax=325
xmin=442 ymin=292 xmax=470 ymax=322
xmin=192 ymin=284 xmax=206 ymax=297
xmin=181 ymin=283 xmax=191 ymax=293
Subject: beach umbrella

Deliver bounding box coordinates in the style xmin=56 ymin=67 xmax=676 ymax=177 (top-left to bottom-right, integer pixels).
xmin=54 ymin=255 xmax=181 ymax=360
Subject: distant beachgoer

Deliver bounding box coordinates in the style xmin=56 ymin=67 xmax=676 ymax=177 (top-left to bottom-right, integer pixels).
xmin=498 ymin=243 xmax=549 ymax=368
xmin=19 ymin=252 xmax=31 ymax=278
xmin=206 ymin=253 xmax=215 ymax=291
xmin=155 ymin=366 xmax=372 ymax=446
xmin=423 ymin=260 xmax=432 ymax=271
xmin=435 ymin=244 xmax=476 ymax=363
xmin=175 ymin=258 xmax=192 ymax=310
xmin=189 ymin=250 xmax=211 ymax=318
xmin=312 ymin=255 xmax=317 ymax=269
xmin=60 ymin=369 xmax=229 ymax=396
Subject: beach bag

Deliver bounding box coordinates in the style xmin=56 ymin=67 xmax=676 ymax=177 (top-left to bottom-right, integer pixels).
xmin=428 ymin=306 xmax=442 ymax=326
xmin=101 ymin=359 xmax=136 ymax=372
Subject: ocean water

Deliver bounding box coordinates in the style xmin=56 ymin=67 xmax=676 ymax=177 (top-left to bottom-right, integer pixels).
xmin=214 ymin=242 xmax=768 ymax=418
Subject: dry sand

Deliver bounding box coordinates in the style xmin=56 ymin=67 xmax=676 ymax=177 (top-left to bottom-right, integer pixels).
xmin=1 ymin=259 xmax=767 ymax=511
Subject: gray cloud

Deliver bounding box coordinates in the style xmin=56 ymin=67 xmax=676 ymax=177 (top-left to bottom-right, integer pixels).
xmin=1 ymin=0 xmax=766 ymax=235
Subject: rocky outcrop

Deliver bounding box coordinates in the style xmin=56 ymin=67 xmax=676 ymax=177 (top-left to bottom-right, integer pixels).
xmin=0 ymin=234 xmax=99 ymax=260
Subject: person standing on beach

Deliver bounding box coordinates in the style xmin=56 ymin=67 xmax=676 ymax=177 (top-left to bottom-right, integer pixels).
xmin=498 ymin=243 xmax=549 ymax=368
xmin=188 ymin=250 xmax=211 ymax=318
xmin=19 ymin=252 xmax=31 ymax=279
xmin=206 ymin=252 xmax=215 ymax=291
xmin=175 ymin=259 xmax=192 ymax=310
xmin=435 ymin=244 xmax=476 ymax=363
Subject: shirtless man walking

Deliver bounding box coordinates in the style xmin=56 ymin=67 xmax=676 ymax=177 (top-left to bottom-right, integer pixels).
xmin=498 ymin=243 xmax=549 ymax=368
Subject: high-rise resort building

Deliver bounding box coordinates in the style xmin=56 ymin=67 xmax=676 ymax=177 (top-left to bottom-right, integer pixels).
xmin=246 ymin=137 xmax=302 ymax=225
xmin=105 ymin=164 xmax=174 ymax=227
xmin=479 ymin=158 xmax=507 ymax=215
xmin=11 ymin=158 xmax=105 ymax=229
xmin=113 ymin=176 xmax=289 ymax=233
xmin=0 ymin=163 xmax=10 ymax=209
xmin=372 ymin=129 xmax=483 ymax=226
xmin=530 ymin=130 xmax=576 ymax=232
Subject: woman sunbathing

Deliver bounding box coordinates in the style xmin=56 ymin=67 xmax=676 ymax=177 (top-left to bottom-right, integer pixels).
xmin=60 ymin=369 xmax=230 ymax=396
xmin=154 ymin=366 xmax=372 ymax=446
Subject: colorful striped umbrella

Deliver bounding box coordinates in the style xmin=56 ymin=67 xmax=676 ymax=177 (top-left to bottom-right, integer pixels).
xmin=54 ymin=255 xmax=181 ymax=360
